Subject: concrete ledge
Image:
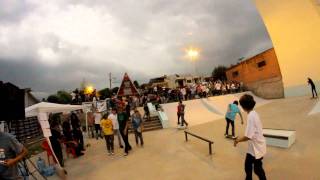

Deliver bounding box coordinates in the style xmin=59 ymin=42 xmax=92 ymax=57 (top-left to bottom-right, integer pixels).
xmin=147 ymin=102 xmax=158 ymax=117
xmin=158 ymin=110 xmax=169 ymax=128
xmin=263 ymin=128 xmax=296 ymax=148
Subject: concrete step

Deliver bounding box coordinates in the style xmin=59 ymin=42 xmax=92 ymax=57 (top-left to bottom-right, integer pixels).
xmin=129 ymin=126 xmax=162 ymax=133
xmin=128 ymin=116 xmax=163 ymax=133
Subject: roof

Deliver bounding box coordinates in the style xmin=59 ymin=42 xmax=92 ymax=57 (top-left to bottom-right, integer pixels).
xmin=24 ymin=88 xmax=40 ymax=103
xmin=25 ymin=102 xmax=83 ymax=117
xmin=227 ymin=47 xmax=274 ymax=71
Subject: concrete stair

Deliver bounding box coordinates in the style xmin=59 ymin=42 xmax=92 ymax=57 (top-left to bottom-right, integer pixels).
xmin=128 ymin=116 xmax=163 ymax=133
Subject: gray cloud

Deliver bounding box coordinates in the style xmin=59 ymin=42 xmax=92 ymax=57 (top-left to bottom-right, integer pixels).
xmin=0 ymin=0 xmax=272 ymax=98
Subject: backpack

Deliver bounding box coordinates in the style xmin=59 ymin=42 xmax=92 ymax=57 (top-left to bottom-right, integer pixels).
xmin=36 ymin=157 xmax=55 ymax=177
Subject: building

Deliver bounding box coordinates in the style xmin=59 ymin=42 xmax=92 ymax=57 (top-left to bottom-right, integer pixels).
xmin=149 ymin=74 xmax=203 ymax=89
xmin=226 ymin=48 xmax=284 ymax=99
xmin=254 ymin=0 xmax=320 ymax=97
xmin=24 ymin=88 xmax=40 ymax=107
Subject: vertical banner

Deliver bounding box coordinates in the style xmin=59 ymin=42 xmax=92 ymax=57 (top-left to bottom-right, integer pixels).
xmin=38 ymin=112 xmax=51 ymax=137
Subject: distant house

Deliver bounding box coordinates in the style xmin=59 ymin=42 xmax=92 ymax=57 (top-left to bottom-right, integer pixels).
xmin=24 ymin=88 xmax=39 ymax=107
xmin=226 ymin=48 xmax=284 ymax=99
xmin=149 ymin=74 xmax=203 ymax=89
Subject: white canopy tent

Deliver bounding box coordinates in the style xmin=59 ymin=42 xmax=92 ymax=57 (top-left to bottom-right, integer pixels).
xmin=25 ymin=102 xmax=83 ymax=118
xmin=25 ymin=102 xmax=84 ymax=178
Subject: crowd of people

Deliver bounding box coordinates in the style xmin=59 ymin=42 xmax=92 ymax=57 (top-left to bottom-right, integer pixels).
xmin=139 ymin=80 xmax=244 ymax=105
xmin=49 ymin=111 xmax=86 ymax=167
xmin=68 ymin=80 xmax=243 ymax=108
xmin=85 ymin=97 xmax=145 ymax=156
xmin=47 ymin=98 xmax=146 ymax=167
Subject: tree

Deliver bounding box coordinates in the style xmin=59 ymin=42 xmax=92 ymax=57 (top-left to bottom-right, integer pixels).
xmin=47 ymin=94 xmax=59 ymax=103
xmin=133 ymin=80 xmax=140 ymax=88
xmin=111 ymin=87 xmax=119 ymax=95
xmin=47 ymin=90 xmax=72 ymax=104
xmin=57 ymin=91 xmax=72 ymax=104
xmin=99 ymin=88 xmax=112 ymax=99
xmin=212 ymin=66 xmax=227 ymax=81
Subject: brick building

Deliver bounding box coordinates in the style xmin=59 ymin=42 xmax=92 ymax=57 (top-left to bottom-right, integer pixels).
xmin=226 ymin=48 xmax=284 ymax=99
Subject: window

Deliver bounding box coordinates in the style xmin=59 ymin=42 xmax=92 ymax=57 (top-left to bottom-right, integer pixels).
xmin=187 ymin=80 xmax=192 ymax=83
xmin=232 ymin=71 xmax=239 ymax=78
xmin=257 ymin=60 xmax=266 ymax=68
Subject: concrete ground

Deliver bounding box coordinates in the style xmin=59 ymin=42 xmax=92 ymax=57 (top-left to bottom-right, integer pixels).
xmin=44 ymin=95 xmax=320 ymax=180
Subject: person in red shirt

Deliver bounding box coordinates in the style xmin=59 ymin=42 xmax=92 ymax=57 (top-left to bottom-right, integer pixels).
xmin=177 ymin=100 xmax=188 ymax=127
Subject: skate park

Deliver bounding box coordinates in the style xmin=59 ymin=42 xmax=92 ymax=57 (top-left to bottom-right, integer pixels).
xmin=39 ymin=92 xmax=320 ymax=180
xmin=1 ymin=0 xmax=320 ymax=179
xmin=45 ymin=0 xmax=320 ymax=178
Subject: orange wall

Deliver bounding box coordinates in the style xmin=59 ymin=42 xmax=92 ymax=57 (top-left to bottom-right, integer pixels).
xmin=253 ymin=0 xmax=320 ymax=97
xmin=226 ymin=48 xmax=282 ymax=84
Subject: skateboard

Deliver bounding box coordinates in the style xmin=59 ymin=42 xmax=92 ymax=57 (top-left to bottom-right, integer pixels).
xmin=177 ymin=125 xmax=187 ymax=130
xmin=225 ymin=135 xmax=238 ymax=139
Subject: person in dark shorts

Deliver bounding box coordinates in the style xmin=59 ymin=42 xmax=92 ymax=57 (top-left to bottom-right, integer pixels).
xmin=308 ymin=78 xmax=318 ymax=99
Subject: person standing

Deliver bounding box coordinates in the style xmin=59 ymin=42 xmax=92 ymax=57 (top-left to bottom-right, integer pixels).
xmin=225 ymin=101 xmax=243 ymax=138
xmin=100 ymin=114 xmax=114 ymax=155
xmin=234 ymin=94 xmax=267 ymax=180
xmin=118 ymin=107 xmax=132 ymax=156
xmin=132 ymin=109 xmax=144 ymax=146
xmin=177 ymin=100 xmax=188 ymax=127
xmin=87 ymin=111 xmax=95 ymax=138
xmin=177 ymin=104 xmax=181 ymax=125
xmin=0 ymin=131 xmax=28 ymax=180
xmin=108 ymin=109 xmax=124 ymax=148
xmin=125 ymin=100 xmax=131 ymax=117
xmin=308 ymin=78 xmax=318 ymax=99
xmin=49 ymin=121 xmax=65 ymax=167
xmin=70 ymin=113 xmax=84 ymax=150
xmin=93 ymin=109 xmax=102 ymax=140
xmin=143 ymin=102 xmax=150 ymax=121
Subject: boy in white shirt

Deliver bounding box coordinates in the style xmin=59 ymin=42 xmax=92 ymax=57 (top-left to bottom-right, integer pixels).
xmin=108 ymin=109 xmax=124 ymax=148
xmin=234 ymin=94 xmax=267 ymax=180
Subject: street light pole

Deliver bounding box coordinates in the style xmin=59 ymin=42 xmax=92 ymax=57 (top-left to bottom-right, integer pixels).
xmin=109 ymin=73 xmax=112 ymax=89
xmin=186 ymin=47 xmax=200 ymax=76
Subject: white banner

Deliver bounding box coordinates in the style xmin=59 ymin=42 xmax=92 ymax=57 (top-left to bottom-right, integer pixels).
xmin=97 ymin=100 xmax=107 ymax=112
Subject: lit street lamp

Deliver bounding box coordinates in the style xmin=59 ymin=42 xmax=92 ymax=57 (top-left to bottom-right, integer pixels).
xmin=185 ymin=47 xmax=200 ymax=75
xmin=84 ymin=86 xmax=94 ymax=95
xmin=187 ymin=48 xmax=199 ymax=61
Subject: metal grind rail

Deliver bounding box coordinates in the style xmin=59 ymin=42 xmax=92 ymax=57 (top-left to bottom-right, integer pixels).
xmin=184 ymin=130 xmax=214 ymax=155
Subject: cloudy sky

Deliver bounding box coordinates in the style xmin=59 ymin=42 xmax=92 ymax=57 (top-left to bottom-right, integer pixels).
xmin=0 ymin=0 xmax=272 ymax=98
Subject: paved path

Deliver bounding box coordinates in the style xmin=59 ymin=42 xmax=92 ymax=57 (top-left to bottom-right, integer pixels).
xmin=45 ymin=95 xmax=320 ymax=180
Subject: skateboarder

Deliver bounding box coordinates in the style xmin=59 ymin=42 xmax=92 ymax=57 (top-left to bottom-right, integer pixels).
xmin=225 ymin=100 xmax=243 ymax=139
xmin=234 ymin=94 xmax=267 ymax=180
xmin=177 ymin=100 xmax=188 ymax=127
xmin=308 ymin=78 xmax=318 ymax=99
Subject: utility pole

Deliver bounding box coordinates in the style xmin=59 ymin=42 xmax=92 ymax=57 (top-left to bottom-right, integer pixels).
xmin=109 ymin=73 xmax=112 ymax=89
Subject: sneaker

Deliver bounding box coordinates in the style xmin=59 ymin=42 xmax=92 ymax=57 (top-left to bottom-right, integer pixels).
xmin=124 ymin=153 xmax=128 ymax=156
xmin=232 ymin=136 xmax=237 ymax=139
xmin=111 ymin=152 xmax=114 ymax=155
xmin=224 ymin=134 xmax=228 ymax=137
